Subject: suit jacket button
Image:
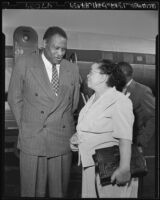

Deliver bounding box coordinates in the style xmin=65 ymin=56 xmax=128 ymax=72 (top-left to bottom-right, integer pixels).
xmin=62 ymin=125 xmax=66 ymax=128
xmin=35 ymin=93 xmax=38 ymax=96
xmin=41 ymin=111 xmax=44 ymax=114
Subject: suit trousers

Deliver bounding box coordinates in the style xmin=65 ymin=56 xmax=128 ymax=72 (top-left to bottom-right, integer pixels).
xmin=20 ymin=151 xmax=72 ymax=197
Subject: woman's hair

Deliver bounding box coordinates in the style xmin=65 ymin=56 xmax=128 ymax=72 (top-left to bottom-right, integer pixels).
xmin=98 ymin=59 xmax=126 ymax=92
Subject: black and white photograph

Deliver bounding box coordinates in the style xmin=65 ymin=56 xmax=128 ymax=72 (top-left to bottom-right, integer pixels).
xmin=1 ymin=1 xmax=159 ymax=199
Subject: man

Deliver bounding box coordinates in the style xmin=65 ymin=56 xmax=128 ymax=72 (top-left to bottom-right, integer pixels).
xmin=8 ymin=26 xmax=80 ymax=197
xmin=117 ymin=61 xmax=155 ymax=197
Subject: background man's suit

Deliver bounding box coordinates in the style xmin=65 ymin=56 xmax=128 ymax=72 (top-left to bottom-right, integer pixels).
xmin=125 ymin=79 xmax=155 ymax=197
xmin=126 ymin=80 xmax=155 ymax=148
xmin=8 ymin=52 xmax=80 ymax=196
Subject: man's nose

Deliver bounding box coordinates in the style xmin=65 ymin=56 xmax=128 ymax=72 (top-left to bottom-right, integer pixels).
xmin=57 ymin=49 xmax=64 ymax=57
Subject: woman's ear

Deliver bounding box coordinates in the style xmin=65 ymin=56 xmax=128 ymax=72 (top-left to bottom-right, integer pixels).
xmin=102 ymin=74 xmax=108 ymax=83
xmin=98 ymin=74 xmax=108 ymax=85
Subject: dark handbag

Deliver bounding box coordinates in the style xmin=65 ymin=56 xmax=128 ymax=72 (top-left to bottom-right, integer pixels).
xmin=92 ymin=144 xmax=148 ymax=186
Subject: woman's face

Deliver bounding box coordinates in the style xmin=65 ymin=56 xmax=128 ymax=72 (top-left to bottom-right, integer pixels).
xmin=87 ymin=63 xmax=106 ymax=90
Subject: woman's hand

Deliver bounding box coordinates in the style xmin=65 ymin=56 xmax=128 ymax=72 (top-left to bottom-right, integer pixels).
xmin=110 ymin=167 xmax=131 ymax=186
xmin=111 ymin=139 xmax=132 ymax=186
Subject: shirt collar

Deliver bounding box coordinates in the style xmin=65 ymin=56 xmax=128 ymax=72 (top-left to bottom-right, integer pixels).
xmin=126 ymin=79 xmax=133 ymax=87
xmin=41 ymin=52 xmax=61 ymax=68
xmin=42 ymin=52 xmax=52 ymax=68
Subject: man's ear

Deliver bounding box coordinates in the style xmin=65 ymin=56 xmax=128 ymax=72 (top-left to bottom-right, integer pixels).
xmin=103 ymin=74 xmax=108 ymax=83
xmin=43 ymin=40 xmax=47 ymax=48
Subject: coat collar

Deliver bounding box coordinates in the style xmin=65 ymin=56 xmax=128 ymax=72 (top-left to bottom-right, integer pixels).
xmin=127 ymin=79 xmax=136 ymax=89
xmin=78 ymin=87 xmax=118 ymax=123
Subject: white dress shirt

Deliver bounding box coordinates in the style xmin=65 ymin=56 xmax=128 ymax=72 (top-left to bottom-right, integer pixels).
xmin=123 ymin=79 xmax=133 ymax=97
xmin=41 ymin=52 xmax=60 ymax=82
xmin=126 ymin=79 xmax=133 ymax=87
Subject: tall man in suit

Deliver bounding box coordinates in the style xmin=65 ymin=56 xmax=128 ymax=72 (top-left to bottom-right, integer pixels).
xmin=8 ymin=26 xmax=80 ymax=197
xmin=117 ymin=61 xmax=155 ymax=197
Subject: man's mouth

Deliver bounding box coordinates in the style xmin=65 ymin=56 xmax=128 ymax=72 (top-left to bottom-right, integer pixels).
xmin=56 ymin=57 xmax=62 ymax=61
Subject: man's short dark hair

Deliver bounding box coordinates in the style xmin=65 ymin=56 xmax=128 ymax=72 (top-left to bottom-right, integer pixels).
xmin=43 ymin=26 xmax=67 ymax=41
xmin=117 ymin=62 xmax=133 ymax=77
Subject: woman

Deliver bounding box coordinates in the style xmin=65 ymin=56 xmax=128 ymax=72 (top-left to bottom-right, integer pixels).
xmin=70 ymin=59 xmax=138 ymax=198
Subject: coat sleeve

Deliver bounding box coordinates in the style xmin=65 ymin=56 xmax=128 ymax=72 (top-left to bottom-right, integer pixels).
xmin=136 ymin=87 xmax=155 ymax=147
xmin=7 ymin=57 xmax=26 ymax=127
xmin=72 ymin=63 xmax=80 ymax=113
xmin=112 ymin=96 xmax=134 ymax=141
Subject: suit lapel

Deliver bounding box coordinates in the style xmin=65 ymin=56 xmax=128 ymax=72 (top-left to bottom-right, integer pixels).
xmin=30 ymin=57 xmax=73 ymax=114
xmin=30 ymin=54 xmax=59 ymax=99
xmin=58 ymin=59 xmax=71 ymax=97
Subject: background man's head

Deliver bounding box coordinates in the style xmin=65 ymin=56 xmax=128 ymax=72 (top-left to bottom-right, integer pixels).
xmin=117 ymin=62 xmax=133 ymax=83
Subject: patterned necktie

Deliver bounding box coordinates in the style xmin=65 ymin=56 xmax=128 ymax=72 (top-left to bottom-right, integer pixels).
xmin=51 ymin=64 xmax=59 ymax=94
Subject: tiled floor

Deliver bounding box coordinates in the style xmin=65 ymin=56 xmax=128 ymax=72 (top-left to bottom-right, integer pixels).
xmin=2 ymin=151 xmax=157 ymax=198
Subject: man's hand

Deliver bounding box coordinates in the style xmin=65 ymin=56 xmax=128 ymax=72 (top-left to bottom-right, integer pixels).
xmin=70 ymin=132 xmax=81 ymax=152
xmin=70 ymin=143 xmax=79 ymax=152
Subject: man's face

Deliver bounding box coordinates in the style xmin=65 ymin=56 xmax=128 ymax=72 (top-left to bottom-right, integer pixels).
xmin=44 ymin=34 xmax=67 ymax=65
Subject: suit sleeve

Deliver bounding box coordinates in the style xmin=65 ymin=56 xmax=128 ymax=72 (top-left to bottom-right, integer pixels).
xmin=136 ymin=88 xmax=155 ymax=147
xmin=72 ymin=64 xmax=80 ymax=113
xmin=7 ymin=57 xmax=26 ymax=127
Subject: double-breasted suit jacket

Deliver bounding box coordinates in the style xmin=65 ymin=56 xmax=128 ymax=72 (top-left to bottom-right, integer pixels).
xmin=8 ymin=52 xmax=80 ymax=157
xmin=126 ymin=80 xmax=155 ymax=148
